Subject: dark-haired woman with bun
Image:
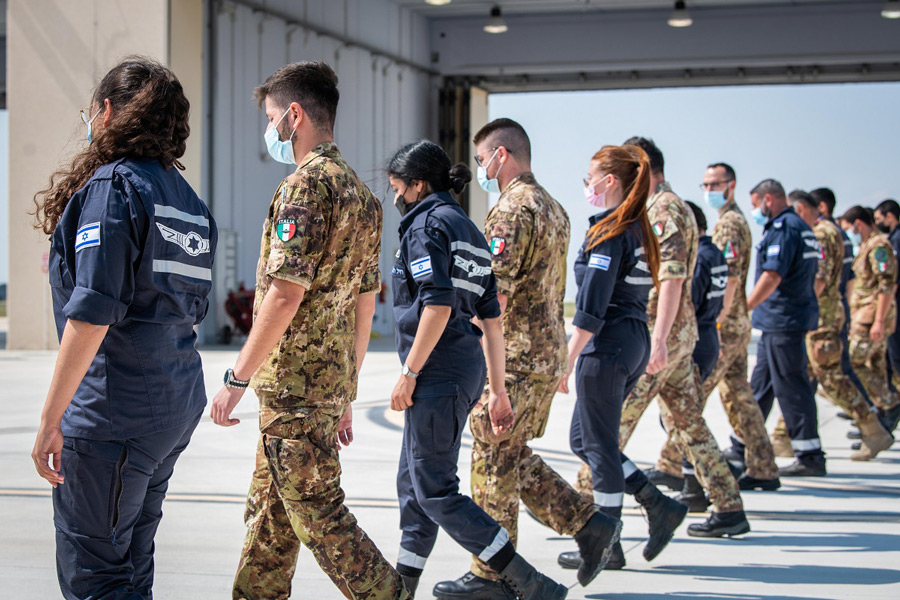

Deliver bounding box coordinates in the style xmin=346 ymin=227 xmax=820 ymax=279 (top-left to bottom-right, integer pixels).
xmin=387 ymin=140 xmax=567 ymax=600
xmin=30 ymin=57 xmax=216 ymax=599
xmin=557 ymin=144 xmax=686 ymax=570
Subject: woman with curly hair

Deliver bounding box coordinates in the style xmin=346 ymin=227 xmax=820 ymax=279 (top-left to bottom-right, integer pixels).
xmin=30 ymin=56 xmax=217 ymax=599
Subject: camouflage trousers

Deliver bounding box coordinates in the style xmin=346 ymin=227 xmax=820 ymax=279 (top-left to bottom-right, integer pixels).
xmin=849 ymin=323 xmax=900 ymax=412
xmin=233 ymin=398 xmax=406 ymax=600
xmin=619 ymin=341 xmax=743 ymax=513
xmin=469 ymin=372 xmax=596 ymax=581
xmin=657 ymin=326 xmax=778 ymax=480
xmin=807 ymin=328 xmax=872 ymax=422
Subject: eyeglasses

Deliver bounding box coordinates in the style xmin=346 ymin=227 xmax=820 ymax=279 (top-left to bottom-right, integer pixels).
xmin=699 ymin=179 xmax=733 ymax=191
xmin=474 ymin=147 xmax=499 ymax=167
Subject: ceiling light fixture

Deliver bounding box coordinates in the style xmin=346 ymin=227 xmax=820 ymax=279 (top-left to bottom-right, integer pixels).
xmin=484 ymin=6 xmax=508 ymax=34
xmin=882 ymin=1 xmax=900 ymax=19
xmin=425 ymin=0 xmax=452 ymax=6
xmin=668 ymin=0 xmax=693 ymax=28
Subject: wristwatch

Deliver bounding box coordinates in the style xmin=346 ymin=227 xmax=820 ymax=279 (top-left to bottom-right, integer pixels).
xmin=401 ymin=363 xmax=420 ymax=380
xmin=224 ymin=368 xmax=250 ymax=389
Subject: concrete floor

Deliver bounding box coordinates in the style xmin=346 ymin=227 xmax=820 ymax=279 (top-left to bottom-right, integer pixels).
xmin=1 ymin=337 xmax=899 ymax=599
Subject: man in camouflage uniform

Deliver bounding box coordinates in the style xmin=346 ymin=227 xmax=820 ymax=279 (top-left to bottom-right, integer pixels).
xmin=209 ymin=62 xmax=408 ymax=600
xmin=615 ymin=138 xmax=748 ymax=538
xmin=653 ymin=163 xmax=779 ymax=492
xmin=790 ymin=193 xmax=893 ymax=461
xmin=843 ymin=205 xmax=900 ymax=457
xmin=435 ymin=119 xmax=614 ymax=599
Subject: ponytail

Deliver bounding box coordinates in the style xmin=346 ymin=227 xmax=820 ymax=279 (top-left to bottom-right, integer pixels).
xmin=585 ymin=145 xmax=660 ymax=288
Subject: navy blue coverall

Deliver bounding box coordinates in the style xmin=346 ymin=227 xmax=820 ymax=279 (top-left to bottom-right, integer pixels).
xmin=391 ymin=192 xmax=515 ymax=578
xmin=885 ymin=226 xmax=900 ymax=392
xmin=692 ymin=235 xmax=729 ymax=382
xmin=49 ymin=158 xmax=216 ymax=599
xmin=568 ymin=213 xmax=654 ymax=519
xmin=750 ymin=206 xmax=825 ymax=464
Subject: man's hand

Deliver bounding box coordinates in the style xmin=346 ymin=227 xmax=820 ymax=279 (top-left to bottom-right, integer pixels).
xmin=871 ymin=320 xmax=885 ymax=343
xmin=646 ymin=337 xmax=669 ymax=375
xmin=32 ymin=424 xmax=65 ymax=488
xmin=210 ymin=387 xmax=245 ymax=427
xmin=488 ymin=390 xmax=515 ymax=435
xmin=337 ymin=405 xmax=354 ymax=449
xmin=558 ymin=371 xmax=573 ymax=394
xmin=391 ymin=376 xmax=416 ymax=411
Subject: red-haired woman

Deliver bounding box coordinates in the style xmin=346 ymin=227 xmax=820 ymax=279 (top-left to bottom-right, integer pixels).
xmin=558 ymin=145 xmax=685 ymax=570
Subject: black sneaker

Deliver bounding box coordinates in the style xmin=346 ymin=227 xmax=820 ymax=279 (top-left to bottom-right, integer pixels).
xmin=737 ymin=475 xmax=782 ymax=491
xmin=779 ymin=459 xmax=826 ymax=477
xmin=687 ymin=510 xmax=751 ymax=538
xmin=644 ymin=468 xmax=685 ymax=492
xmin=433 ymin=572 xmax=517 ymax=600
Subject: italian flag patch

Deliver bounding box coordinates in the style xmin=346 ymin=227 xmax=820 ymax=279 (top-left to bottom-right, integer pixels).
xmin=490 ymin=237 xmax=506 ymax=255
xmin=276 ymin=218 xmax=297 ymax=242
xmin=723 ymin=241 xmax=736 ymax=260
xmin=653 ymin=222 xmax=664 ymax=236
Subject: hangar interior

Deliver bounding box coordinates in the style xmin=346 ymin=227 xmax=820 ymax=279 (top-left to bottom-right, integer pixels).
xmin=4 ymin=0 xmax=898 ymax=347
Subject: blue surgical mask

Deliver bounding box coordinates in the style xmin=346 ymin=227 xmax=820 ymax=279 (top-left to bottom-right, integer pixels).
xmin=477 ymin=149 xmax=503 ymax=194
xmin=847 ymin=229 xmax=862 ymax=247
xmin=81 ymin=108 xmax=100 ymax=143
xmin=704 ymin=190 xmax=727 ymax=210
xmin=264 ymin=108 xmax=296 ymax=164
xmin=751 ymin=206 xmax=768 ymax=226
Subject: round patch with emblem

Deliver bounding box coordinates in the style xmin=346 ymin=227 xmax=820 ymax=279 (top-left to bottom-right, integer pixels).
xmin=875 ymin=247 xmax=888 ymax=262
xmin=653 ymin=222 xmax=664 ymax=236
xmin=490 ymin=237 xmax=506 ymax=255
xmin=276 ymin=218 xmax=297 ymax=242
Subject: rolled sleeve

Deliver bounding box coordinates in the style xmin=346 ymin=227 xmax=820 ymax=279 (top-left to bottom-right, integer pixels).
xmin=266 ymin=182 xmax=327 ymax=289
xmin=657 ymin=218 xmax=688 ymax=281
xmin=759 ymin=229 xmax=794 ymax=278
xmin=485 ymin=208 xmax=533 ymax=297
xmin=409 ymin=225 xmax=454 ymax=307
xmin=573 ymin=240 xmax=622 ymax=335
xmin=65 ymin=175 xmax=145 ymax=326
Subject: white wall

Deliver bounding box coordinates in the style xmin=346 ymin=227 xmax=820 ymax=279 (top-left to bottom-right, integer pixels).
xmin=0 ymin=109 xmax=8 ymax=287
xmin=209 ymin=0 xmax=437 ymax=338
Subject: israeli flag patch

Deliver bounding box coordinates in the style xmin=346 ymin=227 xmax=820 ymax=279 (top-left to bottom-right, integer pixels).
xmin=75 ymin=222 xmax=101 ymax=253
xmin=410 ymin=256 xmax=433 ymax=279
xmin=767 ymin=244 xmax=781 ymax=257
xmin=588 ymin=253 xmax=612 ymax=271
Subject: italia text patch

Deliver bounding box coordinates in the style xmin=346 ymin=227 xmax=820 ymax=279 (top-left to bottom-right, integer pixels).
xmin=588 ymin=253 xmax=612 ymax=271
xmin=410 ymin=256 xmax=433 ymax=279
xmin=276 ymin=218 xmax=297 ymax=242
xmin=75 ymin=222 xmax=101 ymax=253
xmin=490 ymin=237 xmax=506 ymax=255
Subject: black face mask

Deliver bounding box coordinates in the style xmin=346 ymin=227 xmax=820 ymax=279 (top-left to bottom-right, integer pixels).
xmin=877 ymin=223 xmax=891 ymax=234
xmin=394 ymin=188 xmax=422 ymax=217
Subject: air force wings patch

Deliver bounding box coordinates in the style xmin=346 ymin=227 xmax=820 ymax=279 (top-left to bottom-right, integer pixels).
xmin=156 ymin=222 xmax=210 ymax=257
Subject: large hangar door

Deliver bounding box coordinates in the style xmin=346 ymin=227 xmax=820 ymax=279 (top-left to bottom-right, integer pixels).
xmin=208 ymin=0 xmax=436 ymax=342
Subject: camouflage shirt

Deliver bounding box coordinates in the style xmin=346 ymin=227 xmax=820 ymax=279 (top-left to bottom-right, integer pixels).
xmin=647 ymin=181 xmax=698 ymax=349
xmin=710 ymin=201 xmax=752 ymax=335
xmin=250 ymin=143 xmax=382 ymax=408
xmin=485 ymin=173 xmax=570 ymax=377
xmin=850 ymin=232 xmax=897 ymax=328
xmin=813 ymin=218 xmax=846 ymax=331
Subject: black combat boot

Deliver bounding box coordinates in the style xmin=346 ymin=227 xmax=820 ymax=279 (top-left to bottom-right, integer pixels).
xmin=737 ymin=474 xmax=782 ymax=491
xmin=881 ymin=403 xmax=900 ymax=433
xmin=634 ymin=481 xmax=688 ymax=561
xmin=499 ymin=554 xmax=568 ymax=600
xmin=573 ymin=512 xmax=622 ymax=585
xmin=402 ymin=574 xmax=419 ymax=599
xmin=432 ymin=572 xmax=516 ymax=600
xmin=687 ymin=510 xmax=751 ymax=538
xmin=558 ymin=540 xmax=627 ymax=572
xmin=644 ymin=467 xmax=684 ymax=492
xmin=675 ymin=474 xmax=711 ymax=513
